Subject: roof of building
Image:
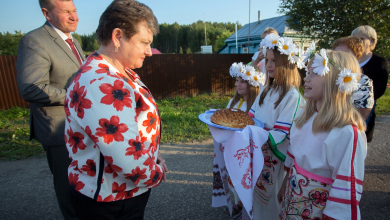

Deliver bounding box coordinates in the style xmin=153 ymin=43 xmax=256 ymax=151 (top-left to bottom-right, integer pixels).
xmin=225 ymin=15 xmax=295 ymax=42
xmin=151 ymin=48 xmax=162 ymax=54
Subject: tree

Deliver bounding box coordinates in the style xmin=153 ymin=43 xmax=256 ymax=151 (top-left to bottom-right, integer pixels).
xmin=91 ymin=39 xmax=99 ymax=51
xmin=278 ymin=0 xmax=390 ymax=59
xmin=215 ymin=30 xmax=233 ymax=52
xmin=0 ymin=31 xmax=25 ymax=55
xmin=186 ymin=48 xmax=192 ymax=54
xmin=179 ymin=46 xmax=183 ymax=54
xmin=72 ymin=33 xmax=83 ymax=48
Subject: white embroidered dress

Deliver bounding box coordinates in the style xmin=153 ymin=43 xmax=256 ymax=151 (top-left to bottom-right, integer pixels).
xmin=248 ymin=86 xmax=305 ymax=220
xmin=212 ymin=98 xmax=247 ymax=206
xmin=281 ymin=111 xmax=367 ymax=220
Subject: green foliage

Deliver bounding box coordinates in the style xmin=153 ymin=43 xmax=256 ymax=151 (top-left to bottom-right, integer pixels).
xmin=72 ymin=32 xmax=83 ymax=48
xmin=153 ymin=21 xmax=241 ymax=54
xmin=1 ymin=21 xmax=242 ymax=55
xmin=0 ymin=31 xmax=25 ymax=55
xmin=215 ymin=30 xmax=233 ymax=52
xmin=278 ymin=0 xmax=390 ymax=60
xmin=79 ymin=32 xmax=99 ymax=53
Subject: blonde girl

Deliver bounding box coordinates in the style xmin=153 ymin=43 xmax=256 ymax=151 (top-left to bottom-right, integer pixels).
xmin=278 ymin=50 xmax=367 ymax=220
xmin=248 ymin=34 xmax=305 ymax=219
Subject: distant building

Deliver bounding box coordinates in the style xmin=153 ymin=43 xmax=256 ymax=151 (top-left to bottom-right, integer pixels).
xmin=216 ymin=15 xmax=312 ymax=54
xmin=201 ymin=45 xmax=213 ymax=54
xmin=151 ymin=48 xmax=162 ymax=55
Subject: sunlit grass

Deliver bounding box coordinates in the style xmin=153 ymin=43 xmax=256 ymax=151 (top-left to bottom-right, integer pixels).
xmin=0 ymin=93 xmax=231 ymax=160
xmin=1 ymin=88 xmax=388 ymax=160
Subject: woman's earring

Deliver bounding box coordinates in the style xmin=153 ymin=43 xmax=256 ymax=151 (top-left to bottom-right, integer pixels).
xmin=115 ymin=46 xmax=119 ymax=52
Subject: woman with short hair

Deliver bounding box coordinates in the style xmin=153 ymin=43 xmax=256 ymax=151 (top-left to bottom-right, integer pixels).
xmin=64 ymin=1 xmax=167 ymax=219
xmin=333 ymin=36 xmax=374 ymax=121
xmin=351 ymin=25 xmax=389 ymax=142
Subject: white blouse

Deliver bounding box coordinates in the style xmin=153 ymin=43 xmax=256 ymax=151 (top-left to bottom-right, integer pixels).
xmin=227 ymin=98 xmax=247 ymax=111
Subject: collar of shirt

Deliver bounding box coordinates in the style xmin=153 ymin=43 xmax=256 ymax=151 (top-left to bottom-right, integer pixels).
xmin=359 ymin=56 xmax=371 ymax=68
xmin=48 ymin=22 xmax=73 ymax=42
xmin=48 ymin=22 xmax=82 ymax=59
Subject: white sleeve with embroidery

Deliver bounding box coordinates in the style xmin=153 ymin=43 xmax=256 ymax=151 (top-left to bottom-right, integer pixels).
xmin=268 ymin=90 xmax=304 ymax=156
xmin=322 ymin=126 xmax=367 ymax=220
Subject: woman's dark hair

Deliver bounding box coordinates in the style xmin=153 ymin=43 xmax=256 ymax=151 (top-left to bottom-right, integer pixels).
xmin=96 ymin=0 xmax=159 ymax=46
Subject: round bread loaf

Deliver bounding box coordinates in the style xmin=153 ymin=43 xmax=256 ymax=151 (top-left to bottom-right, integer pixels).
xmin=210 ymin=108 xmax=254 ymax=128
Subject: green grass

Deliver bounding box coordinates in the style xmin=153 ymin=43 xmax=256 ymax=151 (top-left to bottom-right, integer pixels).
xmin=375 ymin=87 xmax=390 ymax=115
xmin=0 ymin=107 xmax=43 ymax=160
xmin=1 ymin=89 xmax=388 ymax=160
xmin=157 ymin=93 xmax=230 ymax=143
xmin=0 ymin=93 xmax=230 ymax=160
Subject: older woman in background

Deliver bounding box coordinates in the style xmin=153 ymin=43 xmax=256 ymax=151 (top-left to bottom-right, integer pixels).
xmin=333 ymin=36 xmax=374 ymax=120
xmin=351 ymin=25 xmax=389 ymax=142
xmin=64 ymin=0 xmax=167 ymax=219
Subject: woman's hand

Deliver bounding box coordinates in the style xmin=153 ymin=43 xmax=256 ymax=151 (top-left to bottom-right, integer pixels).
xmin=157 ymin=152 xmax=168 ymax=181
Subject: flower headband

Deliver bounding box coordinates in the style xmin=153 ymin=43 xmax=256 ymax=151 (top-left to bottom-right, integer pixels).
xmin=306 ymin=44 xmax=360 ymax=93
xmin=260 ymin=33 xmax=304 ymax=69
xmin=229 ymin=62 xmax=266 ymax=87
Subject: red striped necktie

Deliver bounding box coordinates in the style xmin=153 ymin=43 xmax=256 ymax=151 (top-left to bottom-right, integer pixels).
xmin=65 ymin=38 xmax=82 ymax=65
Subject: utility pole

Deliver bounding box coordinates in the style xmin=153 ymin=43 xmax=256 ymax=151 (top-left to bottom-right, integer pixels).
xmin=204 ymin=13 xmax=207 ymax=45
xmin=248 ymin=0 xmax=250 ymax=47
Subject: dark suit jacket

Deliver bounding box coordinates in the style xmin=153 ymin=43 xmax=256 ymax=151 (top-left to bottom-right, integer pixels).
xmin=16 ymin=22 xmax=85 ymax=146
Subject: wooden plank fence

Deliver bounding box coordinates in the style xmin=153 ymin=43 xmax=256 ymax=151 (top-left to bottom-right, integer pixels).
xmin=0 ymin=56 xmax=29 ymax=109
xmin=0 ymin=54 xmax=253 ymax=110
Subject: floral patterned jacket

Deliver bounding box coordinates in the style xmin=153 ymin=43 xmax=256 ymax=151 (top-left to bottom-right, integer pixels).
xmin=64 ymin=52 xmax=163 ymax=202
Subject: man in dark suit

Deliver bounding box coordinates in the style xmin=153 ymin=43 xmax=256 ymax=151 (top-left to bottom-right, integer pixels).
xmin=16 ymin=0 xmax=83 ymax=219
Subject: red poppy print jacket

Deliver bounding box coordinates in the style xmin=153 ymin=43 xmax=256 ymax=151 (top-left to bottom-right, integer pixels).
xmin=64 ymin=52 xmax=163 ymax=202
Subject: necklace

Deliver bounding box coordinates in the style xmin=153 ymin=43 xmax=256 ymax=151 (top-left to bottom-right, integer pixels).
xmin=97 ymin=50 xmax=125 ymax=74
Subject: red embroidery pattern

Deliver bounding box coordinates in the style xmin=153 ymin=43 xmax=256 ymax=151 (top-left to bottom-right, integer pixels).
xmin=241 ymin=162 xmax=253 ymax=189
xmin=234 ymin=139 xmax=258 ymax=167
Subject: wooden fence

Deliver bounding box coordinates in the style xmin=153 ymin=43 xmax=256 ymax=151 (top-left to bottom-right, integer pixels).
xmin=0 ymin=54 xmax=253 ymax=110
xmin=0 ymin=56 xmax=29 ymax=109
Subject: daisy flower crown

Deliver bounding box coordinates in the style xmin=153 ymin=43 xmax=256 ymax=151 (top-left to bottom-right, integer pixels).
xmin=261 ymin=34 xmax=304 ymax=69
xmin=306 ymin=45 xmax=360 ymax=93
xmin=229 ymin=62 xmax=266 ymax=87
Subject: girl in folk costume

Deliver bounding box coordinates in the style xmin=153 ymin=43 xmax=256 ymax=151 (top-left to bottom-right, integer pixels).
xmin=228 ymin=62 xmax=263 ymax=113
xmin=249 ymin=33 xmax=306 ymax=219
xmin=278 ymin=49 xmax=367 ymax=220
xmin=212 ymin=62 xmax=263 ymax=218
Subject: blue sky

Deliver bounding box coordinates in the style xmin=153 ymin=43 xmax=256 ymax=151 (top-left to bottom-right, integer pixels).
xmin=1 ymin=0 xmax=282 ymax=35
